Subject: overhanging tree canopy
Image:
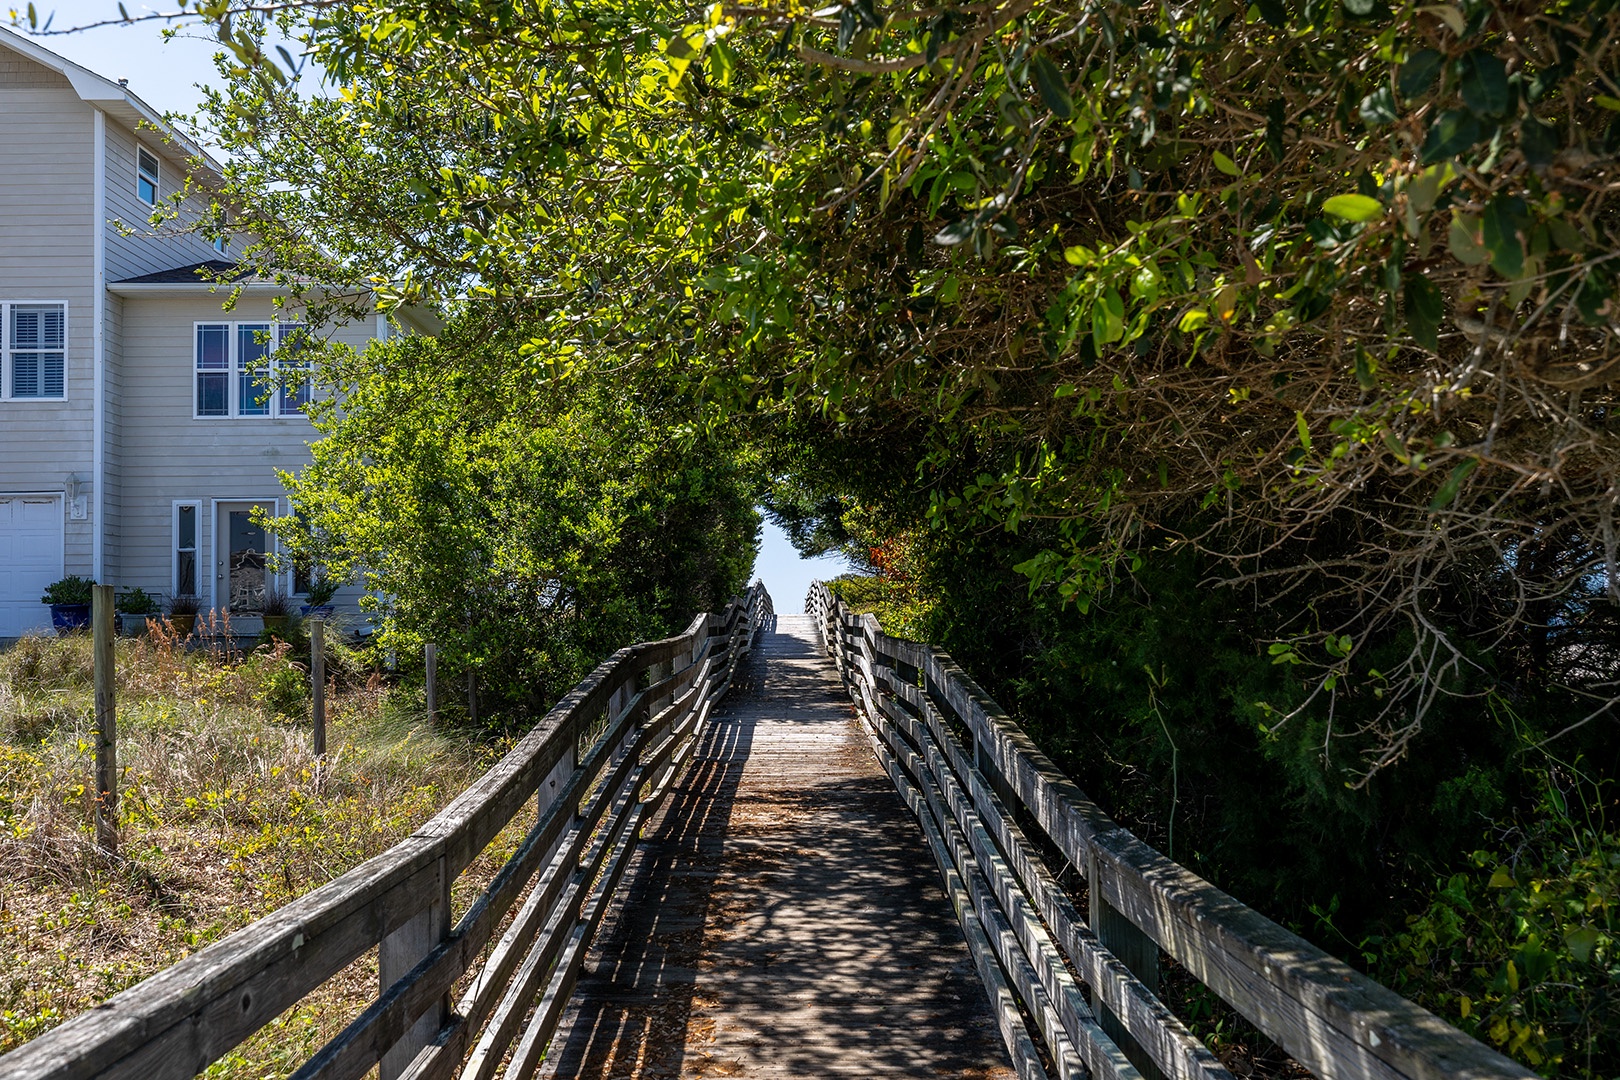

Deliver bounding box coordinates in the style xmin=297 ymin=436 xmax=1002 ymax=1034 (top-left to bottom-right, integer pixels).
xmin=122 ymin=0 xmax=1620 ymax=769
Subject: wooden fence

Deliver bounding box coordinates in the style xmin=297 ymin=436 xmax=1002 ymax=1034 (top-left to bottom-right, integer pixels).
xmin=806 ymin=582 xmax=1537 ymax=1080
xmin=0 ymin=583 xmax=772 ymax=1080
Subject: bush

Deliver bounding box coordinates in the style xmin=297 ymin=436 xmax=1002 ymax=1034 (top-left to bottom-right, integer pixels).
xmin=115 ymin=588 xmax=160 ymax=616
xmin=251 ymin=650 xmax=310 ymax=720
xmin=39 ymin=577 xmax=94 ymax=606
xmin=1381 ymin=778 xmax=1620 ymax=1078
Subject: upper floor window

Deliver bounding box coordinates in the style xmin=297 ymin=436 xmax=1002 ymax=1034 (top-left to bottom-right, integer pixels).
xmin=195 ymin=321 xmax=313 ymax=419
xmin=1 ymin=303 xmax=67 ymax=401
xmin=213 ymin=235 xmax=229 ymax=254
xmin=136 ymin=146 xmax=159 ymax=205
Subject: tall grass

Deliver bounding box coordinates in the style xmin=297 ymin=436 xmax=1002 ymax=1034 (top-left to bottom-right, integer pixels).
xmin=0 ymin=625 xmax=512 ymax=1072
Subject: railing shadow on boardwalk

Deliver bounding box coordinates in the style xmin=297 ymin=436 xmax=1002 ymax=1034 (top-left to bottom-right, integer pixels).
xmin=541 ymin=614 xmax=1010 ymax=1079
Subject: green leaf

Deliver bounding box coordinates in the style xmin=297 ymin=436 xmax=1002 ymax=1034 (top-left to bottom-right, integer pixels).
xmin=1342 ymin=0 xmax=1374 ymax=15
xmin=1575 ymin=265 xmax=1613 ymax=325
xmin=1488 ymin=866 xmax=1516 ymax=889
xmin=1322 ymin=194 xmax=1384 ymax=222
xmin=1178 ymin=308 xmax=1209 ymax=332
xmin=1405 ymin=274 xmax=1444 ymax=350
xmin=1481 ymin=194 xmax=1527 ymax=278
xmin=1064 ymin=244 xmax=1095 ymax=266
xmin=1407 ymin=162 xmax=1456 ymax=214
xmin=663 ymin=32 xmax=699 ymax=60
xmin=1295 ymin=410 xmax=1312 ymax=452
xmin=1421 ymin=109 xmax=1484 ymax=164
xmin=1519 ymin=116 xmax=1558 ymax=166
xmin=1091 ymin=289 xmax=1125 ymax=351
xmin=849 ymin=0 xmax=883 ymax=29
xmin=1254 ymin=0 xmax=1288 ymax=26
xmin=1266 ymin=98 xmax=1287 ymax=162
xmin=1031 ymin=54 xmax=1073 ymax=119
xmin=1212 ymin=150 xmax=1241 ymax=177
xmin=1565 ymin=927 xmax=1601 ymax=964
xmin=1448 ymin=212 xmax=1487 ymax=265
xmin=1459 ymin=50 xmax=1511 ymax=117
xmin=934 ymin=219 xmax=975 ymax=246
xmin=1428 ymin=458 xmax=1478 ymax=510
xmin=1354 ymin=346 xmax=1377 ymax=390
xmin=1359 ymin=86 xmax=1397 ymax=127
xmin=1398 ymin=49 xmax=1444 ymax=99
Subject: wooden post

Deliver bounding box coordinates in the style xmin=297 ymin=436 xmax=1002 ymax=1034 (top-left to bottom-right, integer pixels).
xmin=311 ymin=617 xmax=326 ymax=757
xmin=92 ymin=584 xmax=117 ymax=855
xmin=424 ymin=642 xmax=437 ymax=724
xmin=379 ymin=858 xmax=451 ymax=1080
xmin=1090 ymin=848 xmax=1165 ymax=1080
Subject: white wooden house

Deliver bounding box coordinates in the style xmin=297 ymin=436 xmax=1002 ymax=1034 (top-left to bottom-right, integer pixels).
xmin=0 ymin=26 xmax=405 ymax=636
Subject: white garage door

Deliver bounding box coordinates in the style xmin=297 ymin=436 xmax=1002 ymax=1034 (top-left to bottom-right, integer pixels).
xmin=0 ymin=495 xmax=64 ymax=638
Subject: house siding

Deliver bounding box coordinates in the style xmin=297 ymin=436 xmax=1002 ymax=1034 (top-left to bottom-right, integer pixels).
xmin=0 ymin=79 xmax=97 ymax=579
xmin=116 ymin=293 xmax=374 ymax=612
xmin=102 ymin=292 xmax=125 ymax=583
xmin=103 ymin=118 xmax=222 ymax=284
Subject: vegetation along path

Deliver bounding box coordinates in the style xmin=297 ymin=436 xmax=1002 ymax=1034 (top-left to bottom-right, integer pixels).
xmin=541 ymin=613 xmax=1013 ymax=1079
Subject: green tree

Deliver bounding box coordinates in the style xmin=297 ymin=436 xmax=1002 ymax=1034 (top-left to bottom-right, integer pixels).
xmin=278 ymin=311 xmax=759 ymax=717
xmin=146 ymin=0 xmax=1620 ymax=766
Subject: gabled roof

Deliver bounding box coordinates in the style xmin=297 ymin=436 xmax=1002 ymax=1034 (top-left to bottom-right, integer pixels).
xmin=114 ymin=260 xmax=250 ymax=285
xmin=0 ymin=23 xmax=221 ymax=179
xmin=108 ymin=259 xmax=301 ymax=295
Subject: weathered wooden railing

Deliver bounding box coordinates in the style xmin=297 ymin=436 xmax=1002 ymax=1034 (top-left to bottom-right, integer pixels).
xmin=807 ymin=581 xmax=1535 ymax=1080
xmin=0 ymin=583 xmax=773 ymax=1080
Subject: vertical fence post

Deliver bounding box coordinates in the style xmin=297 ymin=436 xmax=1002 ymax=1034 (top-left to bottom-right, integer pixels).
xmin=92 ymin=584 xmax=118 ymax=855
xmin=311 ymin=617 xmax=326 ymax=757
xmin=1089 ymin=848 xmax=1165 ymax=1080
xmin=424 ymin=642 xmax=437 ymax=724
xmin=379 ymin=858 xmax=451 ymax=1080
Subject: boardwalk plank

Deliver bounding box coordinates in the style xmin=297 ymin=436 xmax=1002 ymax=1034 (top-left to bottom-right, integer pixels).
xmin=540 ymin=614 xmax=1016 ymax=1080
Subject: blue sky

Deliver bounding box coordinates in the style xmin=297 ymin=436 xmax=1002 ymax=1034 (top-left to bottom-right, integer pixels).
xmin=11 ymin=6 xmax=857 ymax=611
xmin=752 ymin=518 xmax=851 ymax=615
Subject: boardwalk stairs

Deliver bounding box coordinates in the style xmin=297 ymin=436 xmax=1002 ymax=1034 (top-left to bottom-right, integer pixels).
xmin=0 ymin=582 xmax=1537 ymax=1080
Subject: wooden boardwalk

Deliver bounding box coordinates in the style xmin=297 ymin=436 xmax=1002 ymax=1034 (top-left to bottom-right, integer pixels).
xmin=540 ymin=614 xmax=1015 ymax=1079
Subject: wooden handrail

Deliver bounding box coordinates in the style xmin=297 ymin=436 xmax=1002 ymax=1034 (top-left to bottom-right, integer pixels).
xmin=0 ymin=583 xmax=774 ymax=1080
xmin=805 ymin=581 xmax=1536 ymax=1080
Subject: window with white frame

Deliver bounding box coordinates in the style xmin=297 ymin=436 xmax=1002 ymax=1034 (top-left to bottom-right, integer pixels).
xmin=136 ymin=146 xmax=159 ymax=205
xmin=194 ymin=321 xmax=315 ymax=419
xmin=278 ymin=325 xmax=312 ymax=414
xmin=173 ymin=502 xmax=200 ymax=597
xmin=1 ymin=302 xmax=67 ymax=400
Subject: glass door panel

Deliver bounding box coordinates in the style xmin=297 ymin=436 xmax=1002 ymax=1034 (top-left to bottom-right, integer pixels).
xmin=227 ymin=510 xmax=268 ymax=612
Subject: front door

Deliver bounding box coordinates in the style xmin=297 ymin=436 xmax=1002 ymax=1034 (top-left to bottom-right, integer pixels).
xmin=216 ymin=503 xmax=272 ymax=613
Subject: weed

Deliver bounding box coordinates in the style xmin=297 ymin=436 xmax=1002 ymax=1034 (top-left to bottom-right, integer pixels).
xmin=0 ymin=631 xmax=512 ymax=1072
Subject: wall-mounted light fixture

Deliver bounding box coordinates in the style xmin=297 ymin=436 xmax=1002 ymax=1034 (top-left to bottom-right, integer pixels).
xmin=65 ymin=473 xmax=88 ymax=521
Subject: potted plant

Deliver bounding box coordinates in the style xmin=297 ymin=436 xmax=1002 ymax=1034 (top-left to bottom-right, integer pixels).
xmin=41 ymin=575 xmax=95 ymax=633
xmin=167 ymin=593 xmax=200 ymax=638
xmin=115 ymin=587 xmax=161 ymax=636
xmin=261 ymin=589 xmax=293 ymax=636
xmin=300 ymin=574 xmax=340 ymax=617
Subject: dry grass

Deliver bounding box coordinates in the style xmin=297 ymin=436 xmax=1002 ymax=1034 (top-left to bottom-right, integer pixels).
xmin=0 ymin=624 xmax=518 ymax=1075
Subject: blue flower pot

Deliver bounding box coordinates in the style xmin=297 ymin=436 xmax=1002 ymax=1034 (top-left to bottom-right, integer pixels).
xmin=50 ymin=604 xmax=91 ymax=632
xmin=300 ymin=604 xmax=335 ymax=617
